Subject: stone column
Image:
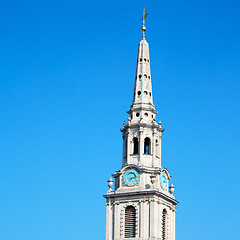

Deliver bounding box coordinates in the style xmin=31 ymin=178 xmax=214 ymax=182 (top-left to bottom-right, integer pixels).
xmin=171 ymin=208 xmax=176 ymax=240
xmin=139 ymin=200 xmax=145 ymax=239
xmin=149 ymin=199 xmax=157 ymax=239
xmin=167 ymin=208 xmax=170 ymax=240
xmin=139 ymin=128 xmax=143 ymax=165
xmin=114 ymin=202 xmax=120 ymax=240
xmin=152 ymin=129 xmax=156 ymax=167
xmin=140 ymin=199 xmax=149 ymax=239
xmin=168 ymin=207 xmax=172 ymax=240
xmin=106 ymin=201 xmax=112 ymax=240
xmin=127 ymin=130 xmax=130 ymax=163
xmin=156 ymin=200 xmax=161 ymax=239
xmin=159 ymin=135 xmax=162 ymax=167
xmin=122 ymin=134 xmax=126 ymax=166
xmin=146 ymin=200 xmax=150 ymax=239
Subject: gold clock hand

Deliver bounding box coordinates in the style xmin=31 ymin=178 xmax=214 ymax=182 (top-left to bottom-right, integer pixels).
xmin=130 ymin=176 xmax=135 ymax=180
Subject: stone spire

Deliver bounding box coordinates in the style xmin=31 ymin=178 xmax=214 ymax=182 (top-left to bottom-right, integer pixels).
xmin=128 ymin=12 xmax=157 ymax=123
xmin=131 ymin=40 xmax=155 ymax=109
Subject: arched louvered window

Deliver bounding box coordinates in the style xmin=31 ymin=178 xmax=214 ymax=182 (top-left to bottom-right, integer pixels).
xmin=162 ymin=209 xmax=167 ymax=240
xmin=133 ymin=137 xmax=138 ymax=154
xmin=125 ymin=206 xmax=136 ymax=238
xmin=144 ymin=137 xmax=151 ymax=154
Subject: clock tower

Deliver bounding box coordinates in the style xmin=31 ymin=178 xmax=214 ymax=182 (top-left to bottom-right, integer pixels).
xmin=104 ymin=9 xmax=179 ymax=240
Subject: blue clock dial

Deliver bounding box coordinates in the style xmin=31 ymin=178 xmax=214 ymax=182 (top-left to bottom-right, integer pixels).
xmin=160 ymin=172 xmax=168 ymax=190
xmin=123 ymin=169 xmax=140 ymax=187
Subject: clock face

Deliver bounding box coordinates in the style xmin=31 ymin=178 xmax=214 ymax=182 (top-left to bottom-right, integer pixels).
xmin=160 ymin=172 xmax=168 ymax=190
xmin=123 ymin=169 xmax=140 ymax=187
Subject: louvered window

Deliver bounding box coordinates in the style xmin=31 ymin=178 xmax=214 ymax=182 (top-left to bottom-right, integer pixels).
xmin=162 ymin=209 xmax=167 ymax=240
xmin=125 ymin=206 xmax=136 ymax=238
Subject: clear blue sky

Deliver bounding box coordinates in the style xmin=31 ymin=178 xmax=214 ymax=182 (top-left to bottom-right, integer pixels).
xmin=0 ymin=0 xmax=240 ymax=239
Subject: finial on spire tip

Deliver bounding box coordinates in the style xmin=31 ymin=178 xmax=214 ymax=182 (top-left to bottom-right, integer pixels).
xmin=140 ymin=8 xmax=148 ymax=40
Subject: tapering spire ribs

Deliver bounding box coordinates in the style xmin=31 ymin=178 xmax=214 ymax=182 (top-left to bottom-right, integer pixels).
xmin=131 ymin=39 xmax=154 ymax=111
xmin=128 ymin=38 xmax=157 ymax=124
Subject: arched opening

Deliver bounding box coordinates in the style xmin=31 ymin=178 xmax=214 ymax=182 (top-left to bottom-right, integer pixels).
xmin=133 ymin=137 xmax=138 ymax=154
xmin=125 ymin=206 xmax=136 ymax=238
xmin=162 ymin=209 xmax=167 ymax=240
xmin=144 ymin=137 xmax=151 ymax=154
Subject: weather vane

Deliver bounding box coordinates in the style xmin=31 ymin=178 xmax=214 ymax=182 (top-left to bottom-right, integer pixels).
xmin=140 ymin=8 xmax=148 ymax=39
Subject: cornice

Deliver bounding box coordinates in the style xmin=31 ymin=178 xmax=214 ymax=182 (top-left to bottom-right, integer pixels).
xmin=103 ymin=189 xmax=179 ymax=206
xmin=120 ymin=122 xmax=164 ymax=133
xmin=127 ymin=106 xmax=158 ymax=114
xmin=112 ymin=164 xmax=163 ymax=178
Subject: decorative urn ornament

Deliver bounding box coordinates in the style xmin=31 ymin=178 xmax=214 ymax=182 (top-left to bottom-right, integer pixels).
xmin=107 ymin=178 xmax=114 ymax=192
xmin=169 ymin=184 xmax=175 ymax=194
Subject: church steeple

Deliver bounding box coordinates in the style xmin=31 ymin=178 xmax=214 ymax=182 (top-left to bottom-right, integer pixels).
xmin=104 ymin=9 xmax=178 ymax=240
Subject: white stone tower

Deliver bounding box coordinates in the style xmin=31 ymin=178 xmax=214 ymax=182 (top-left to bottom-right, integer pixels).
xmin=104 ymin=9 xmax=178 ymax=240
